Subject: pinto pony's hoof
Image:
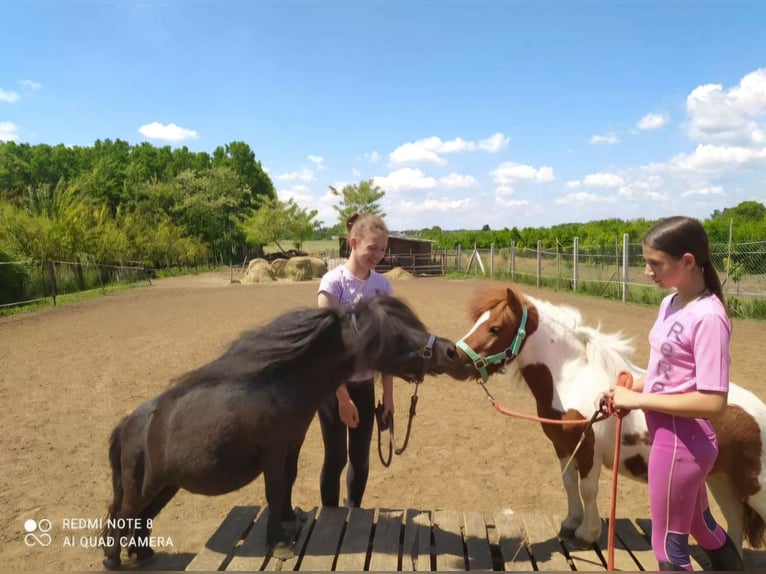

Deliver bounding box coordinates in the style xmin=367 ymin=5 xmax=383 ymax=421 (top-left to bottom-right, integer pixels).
xmin=102 ymin=556 xmax=122 ymax=571
xmin=271 ymin=541 xmax=295 ymax=561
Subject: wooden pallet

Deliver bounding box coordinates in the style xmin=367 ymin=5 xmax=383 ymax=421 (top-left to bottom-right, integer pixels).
xmin=183 ymin=506 xmax=716 ymax=571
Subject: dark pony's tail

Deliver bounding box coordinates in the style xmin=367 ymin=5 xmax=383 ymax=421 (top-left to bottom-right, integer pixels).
xmin=744 ymin=504 xmax=766 ymax=549
xmin=100 ymin=417 xmax=126 ymax=540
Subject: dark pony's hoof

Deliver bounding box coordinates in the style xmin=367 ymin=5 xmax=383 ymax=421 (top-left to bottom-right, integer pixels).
xmin=128 ymin=545 xmax=156 ymax=565
xmin=271 ymin=541 xmax=295 ymax=561
xmin=103 ymin=556 xmax=122 ymax=571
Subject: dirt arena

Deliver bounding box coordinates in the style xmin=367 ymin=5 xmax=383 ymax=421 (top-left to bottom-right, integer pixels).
xmin=2 ymin=271 xmax=765 ymax=571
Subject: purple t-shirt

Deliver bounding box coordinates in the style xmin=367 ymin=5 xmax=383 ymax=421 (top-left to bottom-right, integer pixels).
xmin=318 ymin=265 xmax=393 ymax=382
xmin=644 ymin=292 xmax=731 ymax=396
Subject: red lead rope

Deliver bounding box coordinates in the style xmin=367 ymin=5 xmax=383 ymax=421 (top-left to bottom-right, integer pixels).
xmin=478 ymin=370 xmax=634 ymax=571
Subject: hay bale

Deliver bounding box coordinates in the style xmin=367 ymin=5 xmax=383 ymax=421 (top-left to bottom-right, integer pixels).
xmin=282 ymin=256 xmax=327 ymax=281
xmin=384 ymin=267 xmax=414 ymax=280
xmin=242 ymin=259 xmax=275 ymax=283
xmin=270 ymin=258 xmax=288 ymax=278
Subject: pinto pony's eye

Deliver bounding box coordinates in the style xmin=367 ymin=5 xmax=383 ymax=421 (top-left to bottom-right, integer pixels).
xmin=489 ymin=326 xmax=501 ymax=335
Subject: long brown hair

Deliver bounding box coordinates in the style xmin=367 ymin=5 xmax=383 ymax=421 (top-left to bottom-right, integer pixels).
xmin=643 ymin=216 xmax=726 ymax=309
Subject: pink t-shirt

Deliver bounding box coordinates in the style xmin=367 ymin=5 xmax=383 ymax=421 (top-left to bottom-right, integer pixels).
xmin=644 ymin=292 xmax=731 ymax=396
xmin=318 ymin=265 xmax=393 ymax=382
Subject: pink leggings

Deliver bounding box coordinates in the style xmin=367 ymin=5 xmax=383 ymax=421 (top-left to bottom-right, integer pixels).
xmin=646 ymin=412 xmax=727 ymax=570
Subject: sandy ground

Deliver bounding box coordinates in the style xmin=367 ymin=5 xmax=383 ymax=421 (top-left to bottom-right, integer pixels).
xmin=1 ymin=271 xmax=765 ymax=571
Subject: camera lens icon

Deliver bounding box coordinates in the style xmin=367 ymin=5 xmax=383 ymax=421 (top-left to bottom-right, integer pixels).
xmin=24 ymin=519 xmax=52 ymax=547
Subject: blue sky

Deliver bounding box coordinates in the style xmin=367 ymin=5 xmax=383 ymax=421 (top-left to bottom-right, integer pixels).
xmin=2 ymin=1 xmax=766 ymax=231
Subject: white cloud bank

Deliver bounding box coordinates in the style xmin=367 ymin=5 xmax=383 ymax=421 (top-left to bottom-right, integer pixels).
xmin=138 ymin=122 xmax=199 ymax=142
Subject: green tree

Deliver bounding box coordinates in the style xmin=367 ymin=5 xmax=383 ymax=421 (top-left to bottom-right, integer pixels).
xmin=329 ymin=178 xmax=386 ymax=226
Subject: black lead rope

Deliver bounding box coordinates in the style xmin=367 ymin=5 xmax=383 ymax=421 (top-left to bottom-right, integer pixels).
xmin=376 ymin=383 xmax=420 ymax=467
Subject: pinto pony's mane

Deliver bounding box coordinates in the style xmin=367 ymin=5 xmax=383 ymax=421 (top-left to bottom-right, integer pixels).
xmin=471 ymin=285 xmax=639 ymax=375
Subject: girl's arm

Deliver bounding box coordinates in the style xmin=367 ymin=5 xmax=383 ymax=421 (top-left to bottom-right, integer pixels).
xmin=612 ymin=387 xmax=727 ymax=418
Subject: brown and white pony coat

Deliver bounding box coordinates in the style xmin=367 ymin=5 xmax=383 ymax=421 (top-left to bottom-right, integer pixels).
xmin=452 ymin=285 xmax=766 ymax=554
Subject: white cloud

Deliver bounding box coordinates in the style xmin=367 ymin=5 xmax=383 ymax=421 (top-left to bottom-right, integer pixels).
xmin=374 ymin=167 xmax=437 ymax=192
xmin=364 ymin=151 xmax=380 ymax=163
xmin=669 ymin=144 xmax=766 ymax=172
xmin=495 ymin=197 xmax=530 ymax=208
xmin=277 ymin=169 xmax=315 ymax=182
xmin=138 ymin=122 xmax=198 ymax=142
xmin=0 ymin=89 xmax=21 ymax=103
xmin=389 ymin=132 xmax=509 ymax=166
xmin=565 ymin=180 xmax=582 ymax=189
xmin=637 ymin=113 xmax=668 ymax=130
xmin=308 ymin=155 xmax=325 ymax=169
xmin=685 ymin=68 xmax=766 ymax=147
xmin=555 ymin=192 xmax=616 ymax=205
xmin=590 ymin=132 xmax=619 ymax=145
xmin=351 ymin=168 xmax=361 ymax=177
xmin=491 ymin=161 xmax=555 ymax=185
xmin=681 ymin=185 xmax=724 ymax=198
xmin=496 ymin=185 xmax=515 ymax=196
xmin=582 ymin=172 xmax=625 ymax=187
xmin=0 ymin=121 xmax=19 ymax=141
xmin=277 ymin=184 xmax=312 ymax=204
xmin=398 ymin=198 xmax=472 ymax=212
xmin=19 ymin=80 xmax=42 ymax=90
xmin=440 ymin=172 xmax=479 ymax=188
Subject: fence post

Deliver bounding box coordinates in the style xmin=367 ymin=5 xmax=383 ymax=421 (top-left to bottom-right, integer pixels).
xmin=510 ymin=241 xmax=515 ymax=280
xmin=457 ymin=244 xmax=462 ymax=272
xmin=726 ymin=218 xmax=733 ymax=290
xmin=536 ymin=240 xmax=542 ymax=288
xmin=622 ymin=233 xmax=630 ymax=302
xmin=46 ymin=260 xmax=58 ymax=306
xmin=490 ymin=243 xmax=495 ymax=278
xmin=573 ymin=236 xmax=579 ymax=292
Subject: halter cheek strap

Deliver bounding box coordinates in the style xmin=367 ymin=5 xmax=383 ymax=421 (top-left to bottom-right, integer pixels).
xmin=457 ymin=306 xmax=528 ymax=383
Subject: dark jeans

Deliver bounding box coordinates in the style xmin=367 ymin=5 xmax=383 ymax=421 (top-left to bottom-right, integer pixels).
xmin=318 ymin=378 xmax=375 ymax=507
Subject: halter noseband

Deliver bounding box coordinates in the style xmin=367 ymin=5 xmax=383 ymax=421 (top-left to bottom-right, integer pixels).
xmin=456 ymin=305 xmax=528 ymax=383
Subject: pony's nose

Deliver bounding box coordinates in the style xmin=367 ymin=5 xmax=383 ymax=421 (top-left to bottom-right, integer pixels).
xmin=446 ymin=345 xmax=458 ymax=360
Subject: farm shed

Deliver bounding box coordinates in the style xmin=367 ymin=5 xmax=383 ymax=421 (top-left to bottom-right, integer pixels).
xmin=338 ymin=234 xmax=442 ymax=275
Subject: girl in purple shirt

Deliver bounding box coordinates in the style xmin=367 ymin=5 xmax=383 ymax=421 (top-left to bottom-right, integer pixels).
xmin=609 ymin=216 xmax=744 ymax=571
xmin=316 ymin=212 xmax=393 ymax=508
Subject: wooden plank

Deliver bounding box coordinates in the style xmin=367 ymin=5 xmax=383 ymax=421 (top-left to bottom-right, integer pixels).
xmin=402 ymin=509 xmax=431 ymax=572
xmin=334 ymin=507 xmax=374 ymax=571
xmin=186 ymin=505 xmax=260 ymax=571
xmin=369 ymin=509 xmax=404 ymax=571
xmin=493 ymin=511 xmax=534 ymax=571
xmin=612 ymin=517 xmax=656 ymax=571
xmin=596 ymin=518 xmax=642 ymax=572
xmin=432 ymin=509 xmax=466 ymax=571
xmin=227 ymin=507 xmax=271 ymax=571
xmin=463 ymin=511 xmax=492 ymax=571
xmin=550 ymin=514 xmax=605 ymax=571
xmin=520 ymin=512 xmax=571 ymax=571
xmin=296 ymin=507 xmax=348 ymax=571
xmin=634 ymin=517 xmax=710 ymax=570
xmin=264 ymin=507 xmax=317 ymax=572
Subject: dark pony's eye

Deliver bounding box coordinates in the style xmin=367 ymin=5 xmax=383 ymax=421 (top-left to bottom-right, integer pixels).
xmin=489 ymin=326 xmax=501 ymax=335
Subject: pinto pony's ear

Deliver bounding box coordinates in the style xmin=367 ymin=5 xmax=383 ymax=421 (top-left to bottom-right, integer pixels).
xmin=505 ymin=286 xmax=524 ymax=319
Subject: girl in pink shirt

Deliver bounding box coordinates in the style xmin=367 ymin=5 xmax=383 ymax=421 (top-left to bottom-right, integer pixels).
xmin=609 ymin=216 xmax=743 ymax=571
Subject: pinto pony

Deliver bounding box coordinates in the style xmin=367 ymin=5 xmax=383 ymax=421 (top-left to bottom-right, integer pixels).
xmin=101 ymin=295 xmax=459 ymax=570
xmin=452 ymin=285 xmax=766 ymax=555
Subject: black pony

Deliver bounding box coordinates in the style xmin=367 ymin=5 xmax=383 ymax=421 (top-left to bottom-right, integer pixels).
xmin=101 ymin=294 xmax=458 ymax=570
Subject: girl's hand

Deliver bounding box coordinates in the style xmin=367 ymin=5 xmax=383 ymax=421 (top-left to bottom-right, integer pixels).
xmin=610 ymin=386 xmax=644 ymax=411
xmin=338 ymin=397 xmax=360 ymax=428
xmin=381 ymin=391 xmax=395 ymax=422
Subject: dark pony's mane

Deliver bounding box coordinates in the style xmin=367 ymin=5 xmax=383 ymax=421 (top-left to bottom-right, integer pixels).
xmin=352 ymin=294 xmax=427 ymax=358
xmin=173 ymin=305 xmax=346 ymax=388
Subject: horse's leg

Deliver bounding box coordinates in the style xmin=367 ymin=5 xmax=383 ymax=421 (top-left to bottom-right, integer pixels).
xmin=128 ymin=485 xmax=179 ymax=565
xmin=281 ymin=442 xmax=306 ymax=541
xmin=558 ymin=456 xmax=585 ymax=539
xmin=264 ymin=450 xmax=293 ymax=560
xmin=103 ymin=422 xmax=128 ymax=571
xmin=706 ymin=474 xmax=745 ymax=553
xmin=575 ymin=464 xmax=603 ymax=545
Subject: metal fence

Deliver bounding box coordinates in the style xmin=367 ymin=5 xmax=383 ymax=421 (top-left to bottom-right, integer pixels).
xmin=0 ymin=259 xmax=152 ymax=311
xmin=439 ymin=237 xmax=766 ymax=318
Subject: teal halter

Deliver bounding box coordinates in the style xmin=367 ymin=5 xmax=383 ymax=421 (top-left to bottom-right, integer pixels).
xmin=456 ymin=306 xmax=528 ymax=383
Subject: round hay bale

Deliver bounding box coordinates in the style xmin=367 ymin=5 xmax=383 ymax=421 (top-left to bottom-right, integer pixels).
xmin=270 ymin=258 xmax=288 ymax=278
xmin=242 ymin=259 xmax=275 ymax=283
xmin=284 ymin=256 xmax=317 ymax=282
xmin=384 ymin=267 xmax=414 ymax=280
xmin=308 ymin=257 xmax=328 ymax=277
